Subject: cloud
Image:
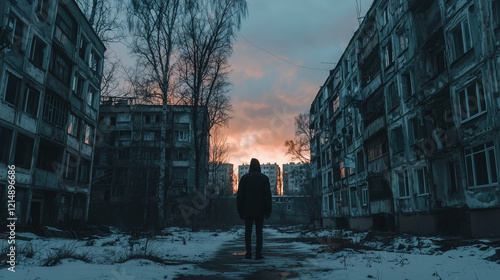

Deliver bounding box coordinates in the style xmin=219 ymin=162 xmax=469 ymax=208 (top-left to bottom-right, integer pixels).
xmin=227 ymin=0 xmax=374 ymax=172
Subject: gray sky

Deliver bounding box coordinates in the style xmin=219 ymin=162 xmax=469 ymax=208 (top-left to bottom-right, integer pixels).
xmin=227 ymin=0 xmax=374 ymax=168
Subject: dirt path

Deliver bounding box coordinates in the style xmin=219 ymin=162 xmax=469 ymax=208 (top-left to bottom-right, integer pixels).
xmin=173 ymin=228 xmax=330 ymax=279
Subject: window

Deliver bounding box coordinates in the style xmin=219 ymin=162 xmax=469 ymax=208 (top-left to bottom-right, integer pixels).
xmin=50 ymin=49 xmax=72 ymax=85
xmin=89 ymin=49 xmax=102 ymax=76
xmin=398 ymin=28 xmax=409 ymax=52
xmin=72 ymin=74 xmax=85 ymax=98
xmin=79 ymin=37 xmax=88 ymax=61
xmin=391 ymin=126 xmax=405 ymax=154
xmin=7 ymin=12 xmax=27 ymax=53
xmin=22 ymin=86 xmax=40 ymax=117
xmin=447 ymin=161 xmax=460 ymax=193
xmin=381 ymin=6 xmax=389 ymax=26
xmin=357 ymin=150 xmax=365 ymax=171
xmin=4 ymin=72 xmax=21 ymax=106
xmin=398 ymin=170 xmax=410 ymax=198
xmin=0 ymin=127 xmax=13 ymax=163
xmin=458 ymin=80 xmax=486 ymax=121
xmin=416 ymin=169 xmax=429 ymax=195
xmin=67 ymin=113 xmax=79 ymax=137
xmin=14 ymin=134 xmax=34 ymax=169
xmin=408 ymin=117 xmax=425 ymax=145
xmin=83 ymin=123 xmax=94 ymax=145
xmin=176 ymin=131 xmax=189 ymax=142
xmin=386 ymin=82 xmax=399 ymax=111
xmin=361 ymin=186 xmax=368 ymax=206
xmin=401 ymin=73 xmax=413 ymax=100
xmin=42 ymin=91 xmax=68 ymax=128
xmin=29 ymin=36 xmax=46 ymax=68
xmin=55 ymin=5 xmax=77 ymax=43
xmin=86 ymin=86 xmax=98 ymax=108
xmin=494 ymin=0 xmax=500 ymax=28
xmin=36 ymin=0 xmax=50 ymax=20
xmin=465 ymin=142 xmax=498 ymax=187
xmin=384 ymin=41 xmax=394 ymax=68
xmin=451 ymin=19 xmax=472 ymax=60
xmin=79 ymin=159 xmax=91 ymax=183
xmin=350 ymin=187 xmax=357 ymax=207
xmin=367 ymin=136 xmax=388 ymax=161
xmin=64 ymin=153 xmax=77 ymax=180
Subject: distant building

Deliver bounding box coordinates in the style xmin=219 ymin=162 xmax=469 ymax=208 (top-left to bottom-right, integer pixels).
xmin=310 ymin=0 xmax=500 ymax=237
xmin=208 ymin=163 xmax=234 ymax=196
xmin=282 ymin=163 xmax=310 ymax=195
xmin=0 ymin=0 xmax=105 ymax=226
xmin=238 ymin=162 xmax=281 ymax=195
xmin=90 ymin=97 xmax=208 ymax=227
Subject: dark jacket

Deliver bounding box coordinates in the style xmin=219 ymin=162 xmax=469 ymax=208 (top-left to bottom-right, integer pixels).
xmin=237 ymin=159 xmax=272 ymax=219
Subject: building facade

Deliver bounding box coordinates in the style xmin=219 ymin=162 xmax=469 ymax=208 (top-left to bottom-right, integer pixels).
xmin=238 ymin=162 xmax=282 ymax=195
xmin=311 ymin=0 xmax=500 ymax=236
xmin=0 ymin=0 xmax=104 ymax=227
xmin=208 ymin=162 xmax=234 ymax=196
xmin=282 ymin=163 xmax=310 ymax=195
xmin=90 ymin=97 xmax=209 ymax=227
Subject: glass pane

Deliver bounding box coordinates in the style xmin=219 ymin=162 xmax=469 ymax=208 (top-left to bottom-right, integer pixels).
xmin=475 ymin=151 xmax=488 ymax=185
xmin=467 ymin=84 xmax=478 ymax=117
xmin=489 ymin=149 xmax=498 ymax=183
xmin=466 ymin=156 xmax=474 ymax=187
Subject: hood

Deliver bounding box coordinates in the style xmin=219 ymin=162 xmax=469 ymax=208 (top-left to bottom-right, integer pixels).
xmin=249 ymin=158 xmax=261 ymax=172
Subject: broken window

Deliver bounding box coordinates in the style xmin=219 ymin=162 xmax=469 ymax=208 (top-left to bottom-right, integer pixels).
xmin=398 ymin=170 xmax=410 ymax=198
xmin=0 ymin=127 xmax=13 ymax=163
xmin=384 ymin=40 xmax=394 ymax=68
xmin=381 ymin=5 xmax=389 ymax=26
xmin=408 ymin=116 xmax=426 ymax=145
xmin=391 ymin=126 xmax=405 ymax=154
xmin=36 ymin=140 xmax=63 ymax=172
xmin=79 ymin=159 xmax=91 ymax=183
xmin=86 ymin=86 xmax=98 ymax=108
xmin=4 ymin=71 xmax=21 ymax=107
xmin=357 ymin=150 xmax=365 ymax=172
xmin=14 ymin=134 xmax=34 ymax=169
xmin=22 ymin=86 xmax=40 ymax=117
xmin=72 ymin=73 xmax=85 ymax=98
xmin=64 ymin=152 xmax=78 ymax=180
xmin=67 ymin=113 xmax=79 ymax=137
xmin=29 ymin=36 xmax=46 ymax=68
xmin=401 ymin=73 xmax=413 ymax=100
xmin=350 ymin=187 xmax=357 ymax=207
xmin=360 ymin=49 xmax=381 ymax=88
xmin=386 ymin=82 xmax=399 ymax=111
xmin=434 ymin=49 xmax=446 ymax=75
xmin=42 ymin=91 xmax=68 ymax=128
xmin=55 ymin=5 xmax=77 ymax=43
xmin=458 ymin=80 xmax=486 ymax=122
xmin=447 ymin=161 xmax=460 ymax=193
xmin=83 ymin=123 xmax=94 ymax=145
xmin=397 ymin=26 xmax=409 ymax=52
xmin=36 ymin=0 xmax=51 ymax=20
xmin=465 ymin=142 xmax=498 ymax=187
xmin=79 ymin=36 xmax=88 ymax=61
xmin=7 ymin=12 xmax=27 ymax=53
xmin=49 ymin=49 xmax=71 ymax=85
xmin=416 ymin=168 xmax=429 ymax=195
xmin=89 ymin=49 xmax=102 ymax=76
xmin=451 ymin=19 xmax=472 ymax=60
xmin=367 ymin=135 xmax=388 ymax=162
xmin=361 ymin=186 xmax=368 ymax=206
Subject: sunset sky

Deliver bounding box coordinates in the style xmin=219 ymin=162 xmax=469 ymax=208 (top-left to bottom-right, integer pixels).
xmin=226 ymin=0 xmax=373 ymax=169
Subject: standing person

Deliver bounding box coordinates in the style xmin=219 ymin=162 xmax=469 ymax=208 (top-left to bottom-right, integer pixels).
xmin=237 ymin=158 xmax=272 ymax=260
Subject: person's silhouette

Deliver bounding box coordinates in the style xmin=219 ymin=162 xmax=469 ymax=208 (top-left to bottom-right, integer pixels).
xmin=237 ymin=158 xmax=272 ymax=260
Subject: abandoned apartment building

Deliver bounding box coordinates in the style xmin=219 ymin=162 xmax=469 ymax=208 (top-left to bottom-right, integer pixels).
xmin=90 ymin=97 xmax=209 ymax=227
xmin=0 ymin=0 xmax=105 ymax=226
xmin=310 ymin=0 xmax=500 ymax=237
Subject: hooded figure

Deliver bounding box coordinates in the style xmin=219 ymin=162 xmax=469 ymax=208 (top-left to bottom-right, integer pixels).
xmin=237 ymin=158 xmax=272 ymax=260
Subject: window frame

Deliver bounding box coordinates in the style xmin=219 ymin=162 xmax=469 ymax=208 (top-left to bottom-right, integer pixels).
xmin=398 ymin=170 xmax=411 ymax=198
xmin=465 ymin=142 xmax=498 ymax=188
xmin=457 ymin=80 xmax=487 ymax=122
xmin=451 ymin=18 xmax=473 ymax=61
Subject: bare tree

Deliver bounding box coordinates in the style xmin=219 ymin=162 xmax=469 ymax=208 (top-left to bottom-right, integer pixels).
xmin=284 ymin=113 xmax=312 ymax=163
xmin=127 ymin=0 xmax=182 ymax=228
xmin=175 ymin=0 xmax=247 ymax=227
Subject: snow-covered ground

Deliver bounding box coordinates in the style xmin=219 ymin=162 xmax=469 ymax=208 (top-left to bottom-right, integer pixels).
xmin=1 ymin=226 xmax=499 ymax=279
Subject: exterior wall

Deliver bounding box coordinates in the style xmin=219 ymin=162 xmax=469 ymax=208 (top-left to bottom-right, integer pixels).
xmin=90 ymin=97 xmax=208 ymax=227
xmin=0 ymin=0 xmax=104 ymax=227
xmin=238 ymin=163 xmax=281 ymax=195
xmin=310 ymin=0 xmax=500 ymax=237
xmin=208 ymin=163 xmax=234 ymax=196
xmin=282 ymin=163 xmax=310 ymax=195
